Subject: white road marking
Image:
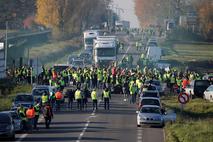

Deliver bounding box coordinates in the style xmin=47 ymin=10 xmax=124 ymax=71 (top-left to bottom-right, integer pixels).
xmin=137 ymin=128 xmax=143 ymax=142
xmin=76 ymin=99 xmax=102 ymax=142
xmin=16 ymin=116 xmax=44 ymax=142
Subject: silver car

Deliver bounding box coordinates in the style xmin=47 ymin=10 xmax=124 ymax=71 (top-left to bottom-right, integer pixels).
xmin=137 ymin=105 xmax=164 ymax=127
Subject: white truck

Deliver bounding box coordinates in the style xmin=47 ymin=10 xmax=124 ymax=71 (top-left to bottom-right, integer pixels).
xmin=93 ymin=36 xmax=118 ymax=67
xmin=83 ymin=30 xmax=100 ymax=51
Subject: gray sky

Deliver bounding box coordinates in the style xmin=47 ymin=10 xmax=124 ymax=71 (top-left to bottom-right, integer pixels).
xmin=113 ymin=0 xmax=140 ymax=28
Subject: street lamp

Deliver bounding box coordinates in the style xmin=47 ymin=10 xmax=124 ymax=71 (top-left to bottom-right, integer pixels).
xmin=5 ymin=21 xmax=8 ymax=71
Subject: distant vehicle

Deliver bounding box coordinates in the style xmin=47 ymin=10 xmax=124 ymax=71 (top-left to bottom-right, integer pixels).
xmin=93 ymin=36 xmax=118 ymax=66
xmin=204 ymin=85 xmax=213 ymax=102
xmin=69 ymin=57 xmax=85 ymax=68
xmin=2 ymin=111 xmax=22 ymax=132
xmin=115 ymin=20 xmax=130 ymax=31
xmin=79 ymin=52 xmax=92 ymax=64
xmin=11 ymin=93 xmax=34 ymax=110
xmin=83 ymin=30 xmax=100 ymax=51
xmin=32 ymin=85 xmax=56 ymax=102
xmin=0 ymin=112 xmax=15 ymax=140
xmin=140 ymin=97 xmax=161 ymax=108
xmin=141 ymin=90 xmax=160 ymax=99
xmin=144 ymin=80 xmax=164 ymax=95
xmin=53 ymin=64 xmax=70 ymax=73
xmin=137 ymin=105 xmax=164 ymax=127
xmin=146 ymin=46 xmax=161 ymax=62
xmin=194 ymin=80 xmax=210 ymax=97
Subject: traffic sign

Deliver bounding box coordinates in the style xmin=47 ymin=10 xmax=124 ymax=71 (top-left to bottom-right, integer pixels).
xmin=178 ymin=93 xmax=189 ymax=104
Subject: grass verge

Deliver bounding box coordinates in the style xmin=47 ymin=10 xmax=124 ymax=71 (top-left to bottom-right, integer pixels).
xmin=0 ymin=85 xmax=32 ymax=111
xmin=162 ymin=96 xmax=213 ymax=142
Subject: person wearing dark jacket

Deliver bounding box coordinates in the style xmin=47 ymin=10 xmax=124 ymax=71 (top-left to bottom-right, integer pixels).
xmin=43 ymin=103 xmax=53 ymax=129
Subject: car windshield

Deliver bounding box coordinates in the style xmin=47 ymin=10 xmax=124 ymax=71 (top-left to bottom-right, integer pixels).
xmin=32 ymin=89 xmax=49 ymax=96
xmin=85 ymin=37 xmax=94 ymax=45
xmin=141 ymin=107 xmax=161 ymax=114
xmin=141 ymin=99 xmax=160 ymax=106
xmin=15 ymin=95 xmax=33 ymax=102
xmin=97 ymin=48 xmax=115 ymax=57
xmin=147 ymin=86 xmax=156 ymax=91
xmin=195 ymin=80 xmax=210 ymax=87
xmin=0 ymin=114 xmax=10 ymax=123
xmin=143 ymin=92 xmax=158 ymax=98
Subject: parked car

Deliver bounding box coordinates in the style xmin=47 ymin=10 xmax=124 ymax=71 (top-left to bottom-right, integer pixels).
xmin=194 ymin=80 xmax=210 ymax=97
xmin=137 ymin=105 xmax=164 ymax=127
xmin=70 ymin=57 xmax=85 ymax=68
xmin=139 ymin=97 xmax=161 ymax=108
xmin=32 ymin=85 xmax=55 ymax=102
xmin=185 ymin=80 xmax=210 ymax=97
xmin=140 ymin=90 xmax=160 ymax=99
xmin=204 ymin=85 xmax=213 ymax=102
xmin=11 ymin=93 xmax=34 ymax=110
xmin=145 ymin=80 xmax=164 ymax=95
xmin=2 ymin=111 xmax=22 ymax=132
xmin=0 ymin=112 xmax=15 ymax=140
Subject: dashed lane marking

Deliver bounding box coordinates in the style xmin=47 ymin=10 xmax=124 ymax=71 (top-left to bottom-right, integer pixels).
xmin=76 ymin=99 xmax=102 ymax=142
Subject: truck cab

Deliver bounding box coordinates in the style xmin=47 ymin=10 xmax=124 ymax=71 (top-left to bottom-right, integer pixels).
xmin=83 ymin=30 xmax=99 ymax=51
xmin=93 ymin=36 xmax=117 ymax=67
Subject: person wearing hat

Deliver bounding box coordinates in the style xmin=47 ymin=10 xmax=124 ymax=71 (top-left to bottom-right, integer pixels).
xmin=102 ymin=87 xmax=111 ymax=110
xmin=91 ymin=88 xmax=98 ymax=110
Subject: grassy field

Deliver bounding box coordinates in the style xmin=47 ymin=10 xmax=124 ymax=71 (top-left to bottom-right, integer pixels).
xmin=0 ymin=85 xmax=32 ymax=111
xmin=161 ymin=43 xmax=213 ymax=62
xmin=162 ymin=96 xmax=213 ymax=142
xmin=28 ymin=37 xmax=82 ymax=67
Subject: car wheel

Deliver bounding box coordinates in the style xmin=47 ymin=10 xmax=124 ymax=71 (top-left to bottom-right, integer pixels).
xmin=137 ymin=124 xmax=141 ymax=127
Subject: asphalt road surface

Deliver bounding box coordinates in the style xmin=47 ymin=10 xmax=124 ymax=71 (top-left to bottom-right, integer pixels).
xmin=15 ymin=34 xmax=164 ymax=142
xmin=16 ymin=93 xmax=164 ymax=142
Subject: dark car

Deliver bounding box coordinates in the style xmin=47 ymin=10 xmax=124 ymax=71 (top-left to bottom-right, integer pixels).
xmin=0 ymin=112 xmax=15 ymax=140
xmin=194 ymin=80 xmax=210 ymax=97
xmin=11 ymin=93 xmax=34 ymax=110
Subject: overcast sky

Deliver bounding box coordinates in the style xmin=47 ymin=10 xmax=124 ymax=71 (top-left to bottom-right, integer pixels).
xmin=113 ymin=0 xmax=140 ymax=28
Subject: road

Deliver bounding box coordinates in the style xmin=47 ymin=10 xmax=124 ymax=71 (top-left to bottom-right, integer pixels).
xmin=15 ymin=34 xmax=164 ymax=142
xmin=16 ymin=93 xmax=164 ymax=142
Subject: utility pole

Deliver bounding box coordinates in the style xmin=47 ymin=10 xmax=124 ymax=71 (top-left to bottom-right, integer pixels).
xmin=5 ymin=21 xmax=8 ymax=71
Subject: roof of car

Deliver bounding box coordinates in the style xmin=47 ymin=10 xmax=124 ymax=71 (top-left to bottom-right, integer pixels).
xmin=141 ymin=97 xmax=160 ymax=100
xmin=141 ymin=105 xmax=161 ymax=108
xmin=1 ymin=111 xmax=16 ymax=114
xmin=16 ymin=93 xmax=32 ymax=96
xmin=33 ymin=85 xmax=51 ymax=89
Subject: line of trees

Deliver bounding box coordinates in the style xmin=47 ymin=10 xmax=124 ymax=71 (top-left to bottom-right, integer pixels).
xmin=36 ymin=0 xmax=110 ymax=39
xmin=0 ymin=0 xmax=111 ymax=39
xmin=134 ymin=0 xmax=213 ymax=40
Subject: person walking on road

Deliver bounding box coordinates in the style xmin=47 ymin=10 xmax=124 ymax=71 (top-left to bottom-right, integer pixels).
xmin=55 ymin=91 xmax=63 ymax=111
xmin=33 ymin=100 xmax=41 ymax=130
xmin=67 ymin=88 xmax=75 ymax=109
xmin=91 ymin=89 xmax=98 ymax=110
xmin=102 ymin=87 xmax=111 ymax=110
xmin=75 ymin=88 xmax=82 ymax=110
xmin=82 ymin=86 xmax=90 ymax=110
xmin=26 ymin=105 xmax=35 ymax=132
xmin=41 ymin=92 xmax=49 ymax=106
xmin=17 ymin=104 xmax=28 ymax=132
xmin=43 ymin=103 xmax=53 ymax=129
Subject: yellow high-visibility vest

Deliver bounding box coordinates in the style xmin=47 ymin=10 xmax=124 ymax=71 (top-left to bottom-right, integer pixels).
xmin=75 ymin=90 xmax=82 ymax=99
xmin=103 ymin=91 xmax=110 ymax=98
xmin=91 ymin=91 xmax=97 ymax=100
